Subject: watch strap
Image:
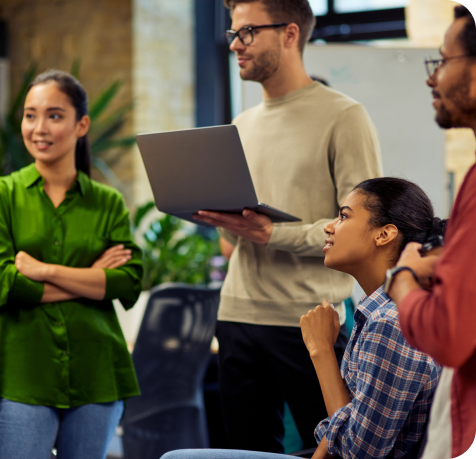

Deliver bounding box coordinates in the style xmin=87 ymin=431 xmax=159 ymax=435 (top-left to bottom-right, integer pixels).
xmin=384 ymin=266 xmax=419 ymax=295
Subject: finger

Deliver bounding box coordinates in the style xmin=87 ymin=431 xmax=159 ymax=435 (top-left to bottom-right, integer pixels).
xmin=243 ymin=209 xmax=272 ymax=226
xmin=107 ymin=258 xmax=130 ymax=269
xmin=103 ymin=254 xmax=131 ymax=266
xmin=193 ymin=215 xmax=241 ymax=231
xmin=103 ymin=244 xmax=125 ymax=254
xmin=404 ymin=242 xmax=423 ymax=253
xmin=100 ymin=249 xmax=131 ymax=262
xmin=242 ymin=209 xmax=258 ymax=219
xmin=321 ymin=300 xmax=331 ymax=308
xmin=197 ymin=211 xmax=246 ymax=225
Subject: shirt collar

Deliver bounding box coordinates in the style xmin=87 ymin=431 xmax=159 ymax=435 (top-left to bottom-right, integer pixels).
xmin=355 ymin=285 xmax=391 ymax=321
xmin=20 ymin=163 xmax=89 ymax=196
xmin=21 ymin=163 xmax=42 ymax=188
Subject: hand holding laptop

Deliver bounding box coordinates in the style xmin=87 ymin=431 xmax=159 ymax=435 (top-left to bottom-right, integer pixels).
xmin=193 ymin=208 xmax=273 ymax=245
xmin=135 ymin=125 xmax=301 ymax=228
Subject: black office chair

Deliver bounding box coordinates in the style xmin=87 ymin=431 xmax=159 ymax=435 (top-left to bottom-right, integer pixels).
xmin=122 ymin=283 xmax=221 ymax=459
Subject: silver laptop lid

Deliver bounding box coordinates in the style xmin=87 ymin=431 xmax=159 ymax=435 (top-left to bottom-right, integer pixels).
xmin=136 ymin=125 xmax=259 ymax=214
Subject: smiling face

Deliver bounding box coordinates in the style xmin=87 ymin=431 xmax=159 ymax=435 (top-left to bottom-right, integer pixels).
xmin=323 ymin=191 xmax=387 ymax=276
xmin=21 ymin=82 xmax=89 ymax=168
xmin=229 ymin=2 xmax=283 ymax=82
xmin=427 ymin=17 xmax=476 ymax=129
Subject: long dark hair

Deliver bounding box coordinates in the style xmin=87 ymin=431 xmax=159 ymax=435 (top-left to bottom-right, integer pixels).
xmin=27 ymin=70 xmax=91 ymax=177
xmin=353 ymin=177 xmax=447 ymax=260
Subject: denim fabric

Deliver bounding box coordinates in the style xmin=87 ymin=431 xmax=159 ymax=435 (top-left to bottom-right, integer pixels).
xmin=161 ymin=449 xmax=297 ymax=459
xmin=0 ymin=398 xmax=123 ymax=459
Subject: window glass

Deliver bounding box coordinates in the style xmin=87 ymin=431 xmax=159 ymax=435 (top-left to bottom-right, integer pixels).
xmin=309 ymin=0 xmax=328 ymax=16
xmin=335 ymin=0 xmax=409 ymax=13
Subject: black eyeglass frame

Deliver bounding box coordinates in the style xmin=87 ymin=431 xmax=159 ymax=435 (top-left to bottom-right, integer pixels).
xmin=424 ymin=53 xmax=474 ymax=77
xmin=225 ymin=23 xmax=289 ymax=46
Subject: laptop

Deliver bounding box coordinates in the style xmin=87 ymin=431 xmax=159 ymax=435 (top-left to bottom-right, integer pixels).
xmin=136 ymin=125 xmax=301 ymax=226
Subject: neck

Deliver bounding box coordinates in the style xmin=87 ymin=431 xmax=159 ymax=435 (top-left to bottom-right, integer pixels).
xmin=261 ymin=54 xmax=313 ymax=99
xmin=35 ymin=155 xmax=77 ymax=191
xmin=351 ymin=256 xmax=394 ymax=298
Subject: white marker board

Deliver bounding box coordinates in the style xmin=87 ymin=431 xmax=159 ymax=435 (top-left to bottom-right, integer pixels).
xmin=233 ymin=43 xmax=447 ymax=218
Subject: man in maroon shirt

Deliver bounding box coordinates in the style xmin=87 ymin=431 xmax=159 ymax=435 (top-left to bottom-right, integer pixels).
xmin=387 ymin=6 xmax=476 ymax=458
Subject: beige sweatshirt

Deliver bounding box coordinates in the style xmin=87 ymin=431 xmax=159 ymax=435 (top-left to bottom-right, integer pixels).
xmin=218 ymin=82 xmax=382 ymax=327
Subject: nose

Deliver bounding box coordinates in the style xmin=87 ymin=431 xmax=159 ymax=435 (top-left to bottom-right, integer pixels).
xmin=426 ymin=71 xmax=437 ymax=88
xmin=33 ymin=115 xmax=48 ymax=134
xmin=230 ymin=36 xmax=245 ymax=52
xmin=324 ymin=218 xmax=338 ymax=235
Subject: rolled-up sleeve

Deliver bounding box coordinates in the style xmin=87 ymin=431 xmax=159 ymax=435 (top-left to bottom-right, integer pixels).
xmin=102 ymin=194 xmax=143 ymax=310
xmin=322 ymin=318 xmax=436 ymax=459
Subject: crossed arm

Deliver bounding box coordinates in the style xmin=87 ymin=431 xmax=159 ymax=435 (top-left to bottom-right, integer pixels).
xmin=15 ymin=245 xmax=131 ymax=303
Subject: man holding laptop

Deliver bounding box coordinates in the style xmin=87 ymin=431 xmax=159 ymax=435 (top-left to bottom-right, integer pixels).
xmin=193 ymin=0 xmax=382 ymax=453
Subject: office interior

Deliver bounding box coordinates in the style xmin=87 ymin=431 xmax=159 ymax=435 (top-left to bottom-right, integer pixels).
xmin=0 ymin=0 xmax=474 ymax=457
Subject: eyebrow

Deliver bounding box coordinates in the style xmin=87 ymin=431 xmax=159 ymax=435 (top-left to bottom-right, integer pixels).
xmin=339 ymin=205 xmax=353 ymax=214
xmin=24 ymin=107 xmax=66 ymax=111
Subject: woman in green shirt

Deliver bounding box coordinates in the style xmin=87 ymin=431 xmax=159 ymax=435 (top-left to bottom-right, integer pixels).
xmin=0 ymin=70 xmax=143 ymax=459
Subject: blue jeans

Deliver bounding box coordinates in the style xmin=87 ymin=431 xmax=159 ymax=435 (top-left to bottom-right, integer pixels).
xmin=161 ymin=450 xmax=297 ymax=459
xmin=0 ymin=398 xmax=124 ymax=459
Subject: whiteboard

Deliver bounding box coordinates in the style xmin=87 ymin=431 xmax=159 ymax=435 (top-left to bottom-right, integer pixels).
xmin=233 ymin=44 xmax=447 ymax=218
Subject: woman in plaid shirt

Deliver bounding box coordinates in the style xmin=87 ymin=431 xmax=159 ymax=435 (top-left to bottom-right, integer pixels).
xmin=301 ymin=177 xmax=443 ymax=459
xmin=161 ymin=177 xmax=442 ymax=459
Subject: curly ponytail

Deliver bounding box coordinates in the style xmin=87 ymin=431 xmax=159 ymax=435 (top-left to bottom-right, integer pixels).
xmin=353 ymin=177 xmax=447 ymax=260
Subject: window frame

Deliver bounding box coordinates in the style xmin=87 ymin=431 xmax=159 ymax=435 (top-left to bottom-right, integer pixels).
xmin=312 ymin=1 xmax=407 ymax=42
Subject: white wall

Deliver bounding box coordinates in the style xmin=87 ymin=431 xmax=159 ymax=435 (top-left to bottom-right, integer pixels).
xmin=234 ymin=43 xmax=447 ymax=218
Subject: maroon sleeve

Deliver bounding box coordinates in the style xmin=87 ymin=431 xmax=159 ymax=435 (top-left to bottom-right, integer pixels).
xmin=399 ymin=165 xmax=476 ymax=368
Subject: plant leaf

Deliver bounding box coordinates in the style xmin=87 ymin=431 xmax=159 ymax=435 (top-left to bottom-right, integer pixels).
xmin=89 ymin=81 xmax=121 ymax=121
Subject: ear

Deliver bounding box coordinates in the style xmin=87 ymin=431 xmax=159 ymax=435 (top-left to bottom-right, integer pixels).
xmin=76 ymin=115 xmax=90 ymax=138
xmin=282 ymin=23 xmax=300 ymax=51
xmin=375 ymin=224 xmax=399 ymax=248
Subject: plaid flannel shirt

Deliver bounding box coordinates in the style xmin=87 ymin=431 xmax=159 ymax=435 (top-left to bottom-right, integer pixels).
xmin=315 ymin=286 xmax=441 ymax=459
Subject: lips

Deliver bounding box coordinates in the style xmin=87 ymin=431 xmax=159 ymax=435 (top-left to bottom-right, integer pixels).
xmin=323 ymin=238 xmax=334 ymax=252
xmin=236 ymin=54 xmax=252 ymax=66
xmin=33 ymin=140 xmax=53 ymax=151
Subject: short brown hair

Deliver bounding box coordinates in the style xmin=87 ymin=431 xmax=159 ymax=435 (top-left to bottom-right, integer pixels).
xmin=224 ymin=0 xmax=316 ymax=54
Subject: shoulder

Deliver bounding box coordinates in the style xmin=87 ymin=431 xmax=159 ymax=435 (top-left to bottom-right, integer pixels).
xmin=313 ymin=83 xmax=361 ymax=110
xmin=232 ymin=102 xmax=264 ymax=125
xmin=0 ymin=166 xmax=29 ymax=195
xmin=84 ymin=177 xmax=126 ymax=209
xmin=363 ymin=301 xmax=439 ymax=371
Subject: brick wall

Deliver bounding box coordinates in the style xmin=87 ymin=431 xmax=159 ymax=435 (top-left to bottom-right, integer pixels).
xmin=131 ymin=0 xmax=194 ymax=204
xmin=0 ymin=0 xmax=135 ymax=197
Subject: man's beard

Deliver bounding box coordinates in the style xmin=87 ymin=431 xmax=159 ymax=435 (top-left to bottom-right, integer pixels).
xmin=239 ymin=46 xmax=281 ymax=83
xmin=435 ymin=68 xmax=476 ymax=129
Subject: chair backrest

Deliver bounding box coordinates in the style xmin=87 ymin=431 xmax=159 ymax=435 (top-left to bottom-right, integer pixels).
xmin=123 ymin=283 xmax=220 ymax=423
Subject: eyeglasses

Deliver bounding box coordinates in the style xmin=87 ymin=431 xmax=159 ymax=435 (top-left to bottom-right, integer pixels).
xmin=424 ymin=54 xmax=473 ymax=77
xmin=225 ymin=23 xmax=289 ymax=46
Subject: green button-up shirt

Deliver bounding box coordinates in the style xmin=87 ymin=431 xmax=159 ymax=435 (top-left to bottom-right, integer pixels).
xmin=0 ymin=164 xmax=142 ymax=407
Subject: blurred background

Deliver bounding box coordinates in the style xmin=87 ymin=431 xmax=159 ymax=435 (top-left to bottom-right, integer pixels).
xmin=1 ymin=0 xmax=474 ymax=212
xmin=0 ymin=1 xmax=474 ymax=457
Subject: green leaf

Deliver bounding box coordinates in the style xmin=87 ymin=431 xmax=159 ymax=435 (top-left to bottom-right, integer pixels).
xmin=89 ymin=81 xmax=121 ymax=121
xmin=133 ymin=201 xmax=156 ymax=228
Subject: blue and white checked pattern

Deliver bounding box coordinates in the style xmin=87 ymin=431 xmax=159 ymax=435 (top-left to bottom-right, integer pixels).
xmin=315 ymin=286 xmax=441 ymax=459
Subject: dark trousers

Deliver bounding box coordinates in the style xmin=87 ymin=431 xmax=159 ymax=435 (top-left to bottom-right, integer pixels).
xmin=216 ymin=320 xmax=348 ymax=454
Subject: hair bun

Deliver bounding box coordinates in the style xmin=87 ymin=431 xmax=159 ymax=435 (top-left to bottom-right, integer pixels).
xmin=431 ymin=217 xmax=447 ymax=238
